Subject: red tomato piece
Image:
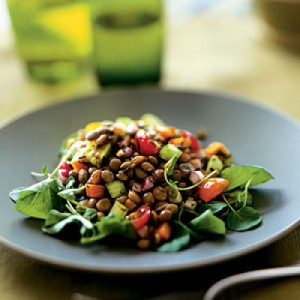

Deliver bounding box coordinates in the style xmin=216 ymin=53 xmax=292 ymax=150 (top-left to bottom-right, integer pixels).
xmin=128 ymin=205 xmax=151 ymax=230
xmin=198 ymin=178 xmax=229 ymax=202
xmin=134 ymin=129 xmax=160 ymax=156
xmin=59 ymin=162 xmax=72 ymax=178
xmin=181 ymin=130 xmax=200 ymax=150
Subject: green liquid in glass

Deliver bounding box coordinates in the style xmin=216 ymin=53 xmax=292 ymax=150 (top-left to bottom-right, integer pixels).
xmin=6 ymin=0 xmax=92 ymax=83
xmin=90 ymin=0 xmax=164 ymax=86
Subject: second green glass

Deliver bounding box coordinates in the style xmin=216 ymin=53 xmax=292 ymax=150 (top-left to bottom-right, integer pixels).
xmin=89 ymin=0 xmax=164 ymax=87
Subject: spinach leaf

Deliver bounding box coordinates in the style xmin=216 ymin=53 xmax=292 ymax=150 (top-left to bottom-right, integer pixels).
xmin=80 ymin=215 xmax=136 ymax=244
xmin=174 ymin=219 xmax=205 ymax=240
xmin=9 ymin=187 xmax=26 ymax=203
xmin=58 ymin=187 xmax=84 ymax=202
xmin=42 ymin=209 xmax=93 ymax=236
xmin=206 ymin=201 xmax=228 ymax=214
xmin=221 ymin=165 xmax=274 ymax=191
xmin=189 ymin=209 xmax=226 ymax=235
xmin=226 ymin=206 xmax=262 ymax=231
xmin=15 ymin=178 xmax=62 ymax=219
xmin=157 ymin=232 xmax=190 ymax=252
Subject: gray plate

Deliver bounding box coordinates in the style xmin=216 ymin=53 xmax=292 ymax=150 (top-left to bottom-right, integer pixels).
xmin=0 ymin=89 xmax=300 ymax=274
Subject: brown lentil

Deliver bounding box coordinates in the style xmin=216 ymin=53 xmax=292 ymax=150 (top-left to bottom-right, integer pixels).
xmin=179 ymin=163 xmax=193 ymax=176
xmin=171 ymin=169 xmax=182 ymax=181
xmin=120 ymin=161 xmax=131 ymax=169
xmin=165 ymin=203 xmax=179 ymax=214
xmin=89 ymin=169 xmax=102 ymax=184
xmin=87 ymin=198 xmax=98 ymax=208
xmin=69 ymin=170 xmax=78 ymax=179
xmin=86 ymin=130 xmax=100 ymax=141
xmin=140 ymin=162 xmax=155 ymax=172
xmin=142 ymin=192 xmax=155 ymax=205
xmin=128 ymin=190 xmax=142 ymax=204
xmin=152 ymin=169 xmax=164 ymax=181
xmin=130 ymin=156 xmax=146 ymax=168
xmin=153 ymin=186 xmax=168 ymax=201
xmin=158 ymin=209 xmax=172 ymax=222
xmin=147 ymin=156 xmax=158 ymax=166
xmin=134 ymin=167 xmax=147 ymax=179
xmin=132 ymin=182 xmax=142 ymax=193
xmin=122 ymin=147 xmax=133 ymax=158
xmin=179 ymin=152 xmax=191 ymax=163
xmin=96 ymin=198 xmax=112 ymax=212
xmin=95 ymin=134 xmax=108 ymax=147
xmin=116 ymin=170 xmax=129 ymax=181
xmin=78 ymin=169 xmax=88 ymax=184
xmin=109 ymin=158 xmax=122 ymax=171
xmin=101 ymin=170 xmax=114 ymax=182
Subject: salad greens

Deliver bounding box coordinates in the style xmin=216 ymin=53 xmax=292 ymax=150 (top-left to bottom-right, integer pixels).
xmin=9 ymin=114 xmax=274 ymax=252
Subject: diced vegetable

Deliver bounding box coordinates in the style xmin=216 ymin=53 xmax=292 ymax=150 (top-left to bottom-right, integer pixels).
xmin=198 ymin=178 xmax=229 ymax=202
xmin=86 ymin=184 xmax=105 ymax=198
xmin=159 ymin=144 xmax=182 ymax=161
xmin=106 ymin=180 xmax=127 ymax=198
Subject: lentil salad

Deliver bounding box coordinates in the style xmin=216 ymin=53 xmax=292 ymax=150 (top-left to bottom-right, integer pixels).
xmin=10 ymin=114 xmax=273 ymax=252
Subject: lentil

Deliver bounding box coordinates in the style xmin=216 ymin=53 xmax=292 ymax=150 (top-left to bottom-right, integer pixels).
xmin=158 ymin=209 xmax=172 ymax=222
xmin=89 ymin=169 xmax=102 ymax=184
xmin=128 ymin=190 xmax=142 ymax=204
xmin=153 ymin=186 xmax=168 ymax=201
xmin=78 ymin=169 xmax=88 ymax=184
xmin=95 ymin=134 xmax=108 ymax=147
xmin=96 ymin=198 xmax=112 ymax=212
xmin=101 ymin=170 xmax=114 ymax=183
xmin=142 ymin=192 xmax=155 ymax=205
xmin=109 ymin=158 xmax=122 ymax=171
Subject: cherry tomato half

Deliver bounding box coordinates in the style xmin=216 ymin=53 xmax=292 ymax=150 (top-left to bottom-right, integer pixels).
xmin=198 ymin=177 xmax=229 ymax=202
xmin=181 ymin=130 xmax=200 ymax=151
xmin=134 ymin=129 xmax=160 ymax=156
xmin=128 ymin=205 xmax=151 ymax=230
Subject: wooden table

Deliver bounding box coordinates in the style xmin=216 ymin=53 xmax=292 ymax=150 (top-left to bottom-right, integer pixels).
xmin=1 ymin=4 xmax=300 ymax=300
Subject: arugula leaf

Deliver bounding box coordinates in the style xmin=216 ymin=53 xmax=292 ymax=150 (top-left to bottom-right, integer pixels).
xmin=80 ymin=215 xmax=136 ymax=244
xmin=221 ymin=165 xmax=274 ymax=191
xmin=15 ymin=178 xmax=62 ymax=219
xmin=226 ymin=206 xmax=262 ymax=231
xmin=189 ymin=209 xmax=226 ymax=235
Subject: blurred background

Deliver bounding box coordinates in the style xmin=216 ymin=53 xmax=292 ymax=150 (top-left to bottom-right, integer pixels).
xmin=1 ymin=0 xmax=300 ymax=125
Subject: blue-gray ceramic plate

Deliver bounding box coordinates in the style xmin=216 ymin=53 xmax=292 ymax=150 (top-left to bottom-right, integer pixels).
xmin=0 ymin=89 xmax=299 ymax=274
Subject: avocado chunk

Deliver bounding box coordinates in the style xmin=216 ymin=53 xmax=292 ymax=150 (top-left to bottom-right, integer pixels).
xmin=106 ymin=180 xmax=127 ymax=198
xmin=109 ymin=201 xmax=128 ymax=217
xmin=86 ymin=143 xmax=111 ymax=166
